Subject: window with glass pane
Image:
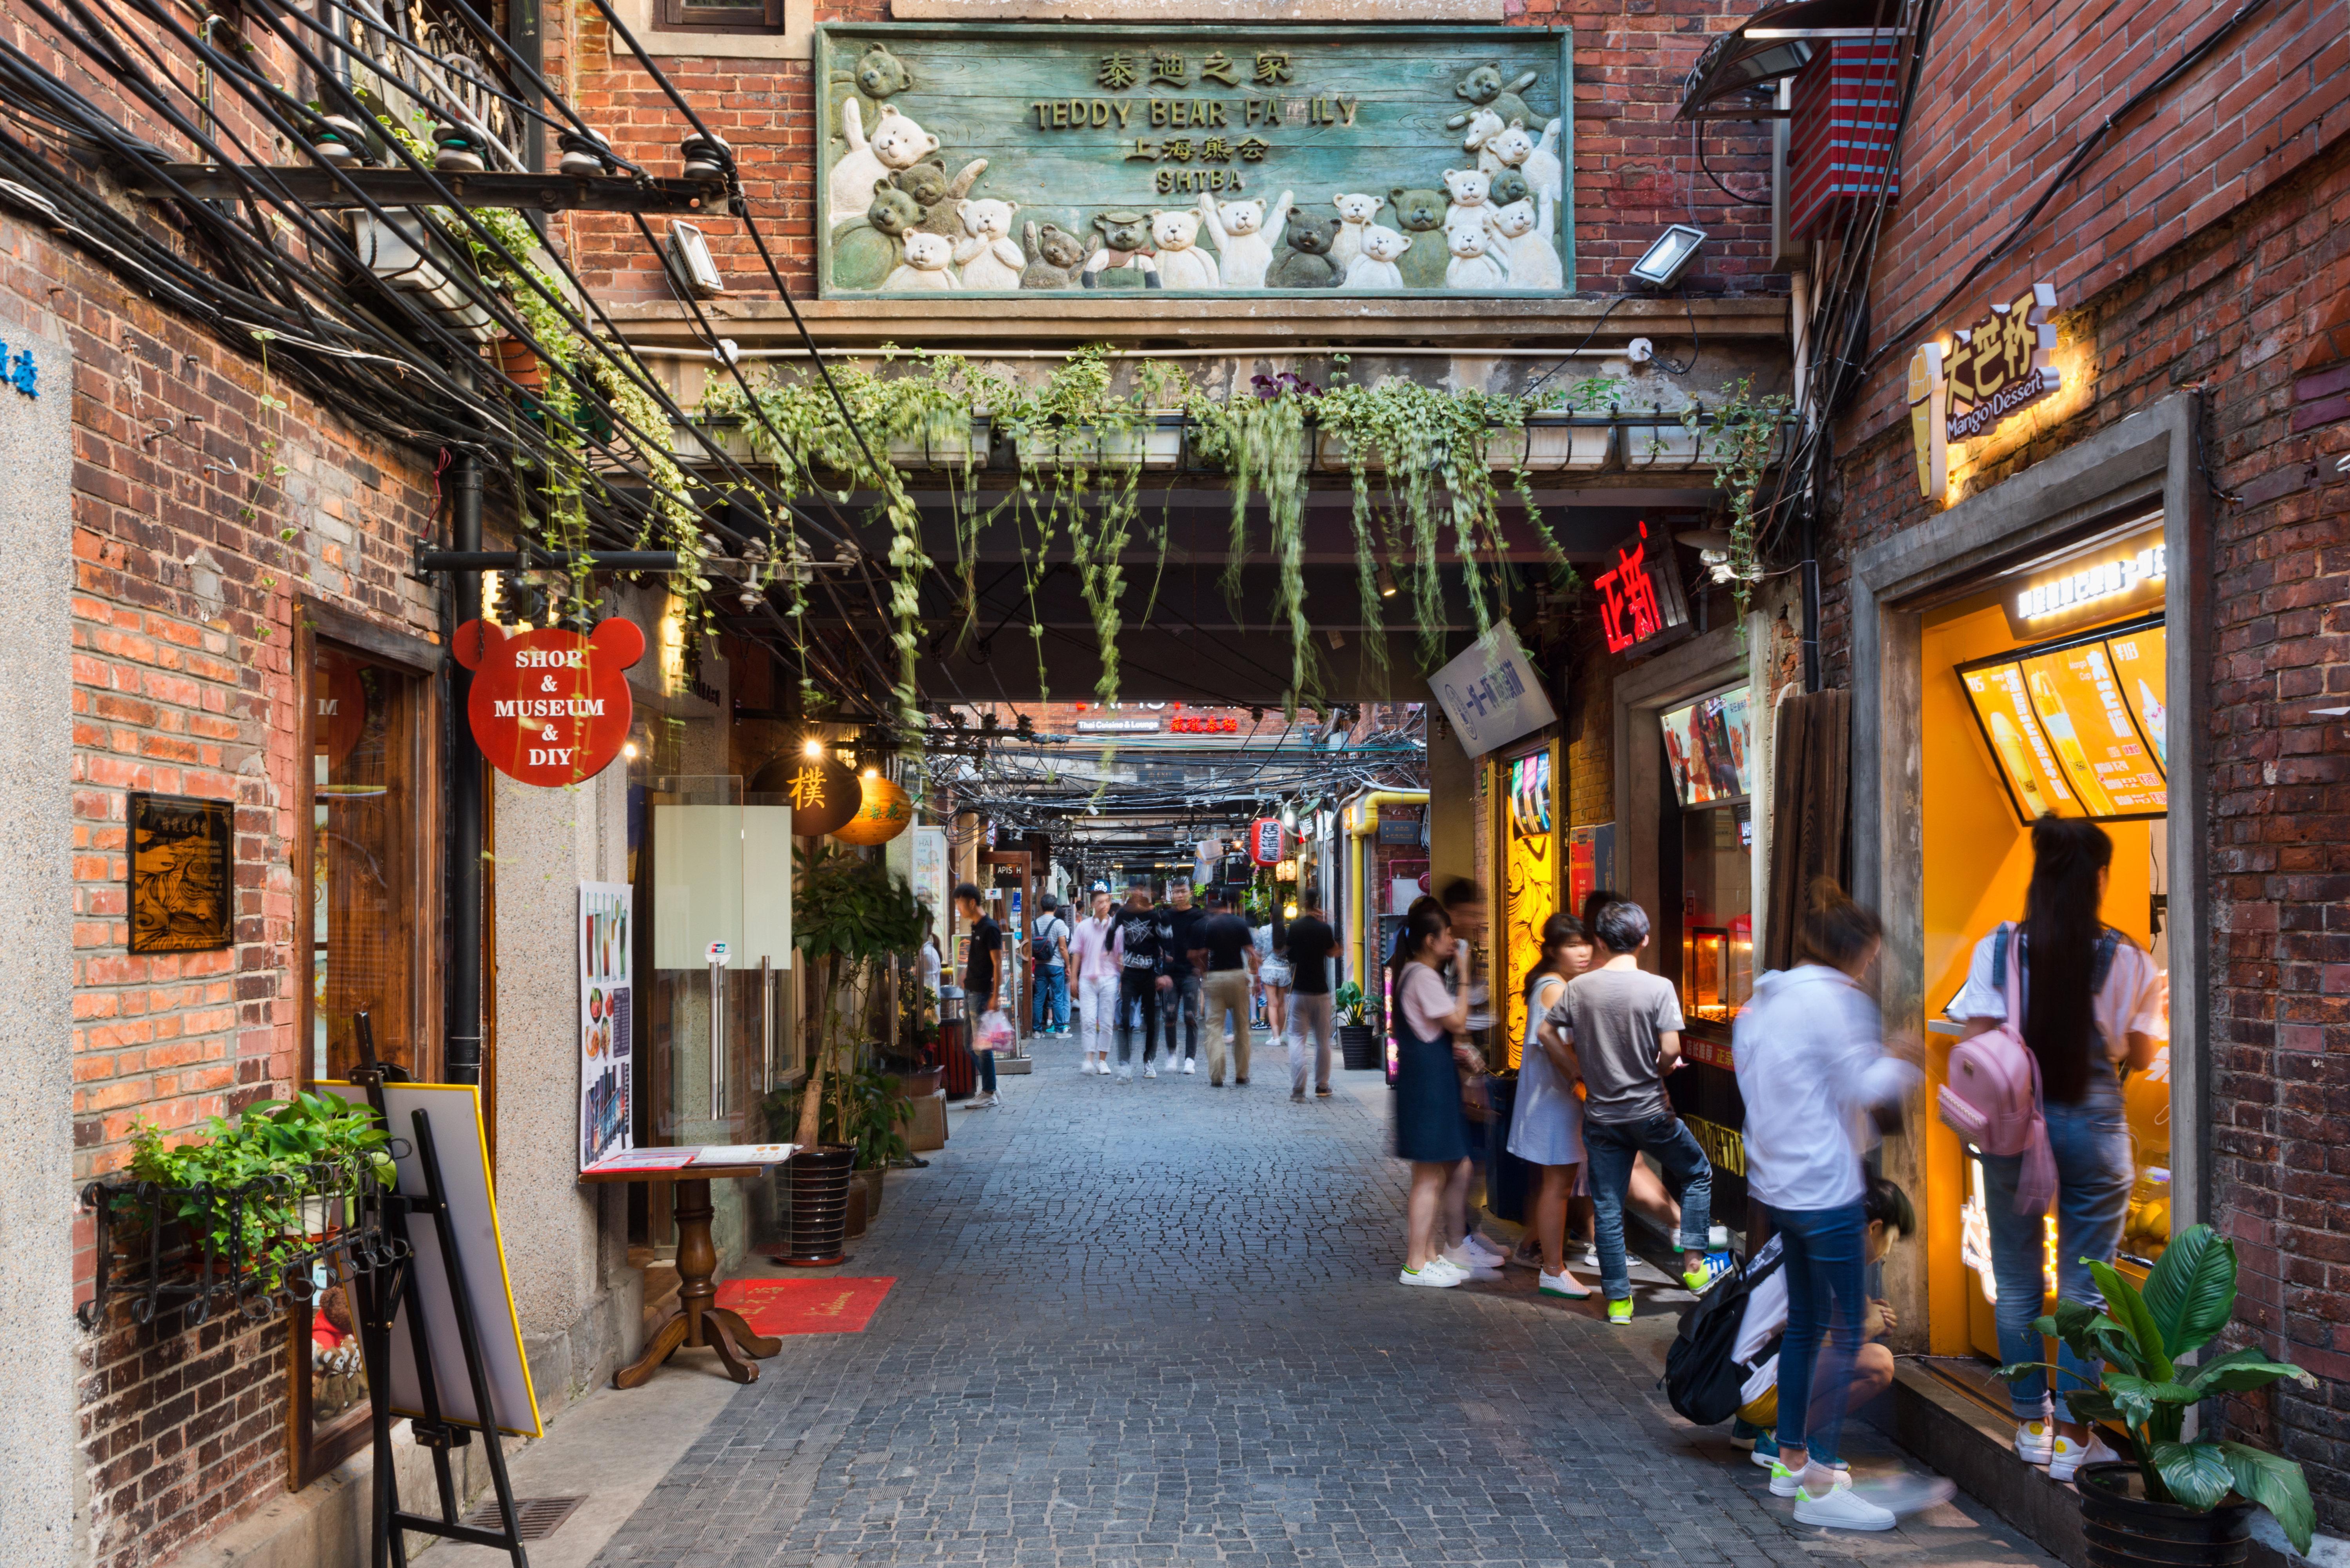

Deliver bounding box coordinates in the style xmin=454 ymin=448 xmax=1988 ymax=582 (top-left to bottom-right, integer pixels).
xmin=311 ymin=646 xmax=430 ymax=1080
xmin=658 ymin=0 xmax=781 ymax=30
xmin=296 ymin=640 xmax=432 ymax=1486
xmin=1678 ymin=802 xmax=1753 ymax=1030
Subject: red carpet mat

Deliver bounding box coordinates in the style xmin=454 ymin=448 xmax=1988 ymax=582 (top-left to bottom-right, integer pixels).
xmin=714 ymin=1277 xmax=896 ymax=1336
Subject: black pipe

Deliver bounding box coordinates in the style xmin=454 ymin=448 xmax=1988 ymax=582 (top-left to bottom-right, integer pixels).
xmin=447 ymin=457 xmax=485 ymax=1086
xmin=418 ymin=548 xmax=681 ymax=573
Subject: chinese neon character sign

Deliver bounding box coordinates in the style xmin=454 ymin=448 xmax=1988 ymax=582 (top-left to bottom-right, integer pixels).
xmin=1593 ymin=521 xmax=1676 ymax=654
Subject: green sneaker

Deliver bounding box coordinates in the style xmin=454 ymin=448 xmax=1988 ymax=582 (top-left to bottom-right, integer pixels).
xmin=1606 ymin=1298 xmax=1633 ymax=1325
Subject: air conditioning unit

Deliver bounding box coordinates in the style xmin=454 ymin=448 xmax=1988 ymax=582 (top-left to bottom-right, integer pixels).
xmin=352 ymin=211 xmax=496 ymax=340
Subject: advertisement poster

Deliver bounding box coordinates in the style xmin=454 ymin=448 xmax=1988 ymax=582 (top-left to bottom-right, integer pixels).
xmin=911 ymin=825 xmax=949 ymax=923
xmin=1660 ymin=684 xmax=1753 ymax=808
xmin=2106 ymin=622 xmax=2169 ymax=774
xmin=579 ymin=882 xmax=633 ymax=1173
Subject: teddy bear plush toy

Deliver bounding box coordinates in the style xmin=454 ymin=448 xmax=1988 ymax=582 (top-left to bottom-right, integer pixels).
xmin=831 ymin=178 xmax=924 ymax=291
xmin=1388 ymin=187 xmax=1450 ymax=290
xmin=1443 ymin=217 xmax=1509 ymax=290
xmin=829 ymin=103 xmax=940 ymax=231
xmin=1081 ymin=211 xmax=1161 ymax=288
xmin=954 ymin=199 xmax=1023 ymax=290
xmin=1196 ymin=191 xmax=1292 ymax=290
xmin=1341 ymin=224 xmax=1410 ymax=290
xmin=1484 ymin=199 xmax=1562 ymax=290
xmin=1442 ymin=62 xmax=1542 ymax=134
xmin=881 ymin=229 xmax=960 ymax=290
xmin=1020 ymin=221 xmax=1087 ymax=289
xmin=1149 ymin=209 xmax=1221 ymax=289
xmin=1329 ymin=192 xmax=1385 ymax=274
xmin=1266 ymin=213 xmax=1341 ymax=288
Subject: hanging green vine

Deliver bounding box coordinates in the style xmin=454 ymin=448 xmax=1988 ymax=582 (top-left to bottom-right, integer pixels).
xmin=1681 ymin=377 xmax=1794 ymax=617
xmin=693 ymin=349 xmax=1775 ymax=719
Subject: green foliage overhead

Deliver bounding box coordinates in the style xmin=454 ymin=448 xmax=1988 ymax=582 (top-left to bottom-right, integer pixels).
xmin=1999 ymin=1223 xmax=2316 ymax=1550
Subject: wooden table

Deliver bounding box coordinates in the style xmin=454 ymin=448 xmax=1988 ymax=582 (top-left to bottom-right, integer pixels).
xmin=581 ymin=1165 xmax=783 ymax=1387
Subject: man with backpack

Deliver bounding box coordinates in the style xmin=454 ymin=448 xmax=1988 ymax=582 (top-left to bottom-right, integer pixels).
xmin=1030 ymin=894 xmax=1071 ymax=1040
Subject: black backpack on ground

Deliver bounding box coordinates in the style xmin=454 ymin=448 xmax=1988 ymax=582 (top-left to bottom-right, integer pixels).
xmin=1664 ymin=1234 xmax=1786 ymax=1426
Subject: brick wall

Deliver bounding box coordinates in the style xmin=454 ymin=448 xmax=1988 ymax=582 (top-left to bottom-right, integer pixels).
xmin=7 ymin=200 xmax=442 ymax=1565
xmin=1812 ymin=0 xmax=2350 ymax=1519
xmin=564 ymin=0 xmax=1778 ymax=301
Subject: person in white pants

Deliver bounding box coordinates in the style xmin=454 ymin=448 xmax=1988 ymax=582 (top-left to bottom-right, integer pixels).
xmin=1067 ymin=884 xmax=1123 ymax=1074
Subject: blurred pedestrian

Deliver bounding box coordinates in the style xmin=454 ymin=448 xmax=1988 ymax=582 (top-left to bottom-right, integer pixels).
xmin=1284 ymin=889 xmax=1339 ymax=1099
xmin=1113 ymin=885 xmax=1165 ymax=1081
xmin=1156 ymin=881 xmax=1206 ymax=1073
xmin=1069 ymin=884 xmax=1121 ymax=1075
xmin=1031 ymin=893 xmax=1071 ymax=1040
xmin=1734 ymin=883 xmax=1919 ymax=1528
xmin=1196 ymin=890 xmax=1259 ymax=1086
xmin=955 ymin=882 xmax=1004 ymax=1109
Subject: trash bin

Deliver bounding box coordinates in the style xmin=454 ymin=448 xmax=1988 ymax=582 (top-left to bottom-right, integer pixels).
xmin=939 ymin=985 xmax=978 ymax=1100
xmin=1483 ymin=1071 xmax=1531 ymax=1224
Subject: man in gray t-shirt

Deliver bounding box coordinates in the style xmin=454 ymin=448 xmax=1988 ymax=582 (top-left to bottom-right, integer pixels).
xmin=1540 ymin=899 xmax=1714 ymax=1317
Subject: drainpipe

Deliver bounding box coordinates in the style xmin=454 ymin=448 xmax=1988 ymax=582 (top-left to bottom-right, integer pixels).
xmin=1343 ymin=789 xmax=1429 ymax=991
xmin=447 ymin=456 xmax=485 ymax=1085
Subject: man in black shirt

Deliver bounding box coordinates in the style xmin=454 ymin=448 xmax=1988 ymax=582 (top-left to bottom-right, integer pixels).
xmin=1283 ymin=889 xmax=1339 ymax=1100
xmin=1194 ymin=890 xmax=1259 ymax=1087
xmin=956 ymin=882 xmax=1003 ymax=1108
xmin=1154 ymin=881 xmax=1207 ymax=1074
xmin=1112 ymin=886 xmax=1164 ymax=1080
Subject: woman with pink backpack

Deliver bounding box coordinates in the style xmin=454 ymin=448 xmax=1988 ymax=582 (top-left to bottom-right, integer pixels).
xmin=1945 ymin=817 xmax=2166 ymax=1483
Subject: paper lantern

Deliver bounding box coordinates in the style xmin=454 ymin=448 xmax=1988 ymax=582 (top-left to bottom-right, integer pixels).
xmin=831 ymin=771 xmax=912 ymax=845
xmin=751 ymin=752 xmax=859 ymax=837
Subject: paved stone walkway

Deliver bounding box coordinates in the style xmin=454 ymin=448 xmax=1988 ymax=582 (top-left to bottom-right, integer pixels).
xmin=591 ymin=1034 xmax=2053 ymax=1568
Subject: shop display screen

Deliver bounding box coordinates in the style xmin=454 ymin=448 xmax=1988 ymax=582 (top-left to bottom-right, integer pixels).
xmin=1660 ymin=684 xmax=1753 ymax=807
xmin=1958 ymin=616 xmax=2166 ymax=822
xmin=1507 ymin=750 xmax=1552 ymax=836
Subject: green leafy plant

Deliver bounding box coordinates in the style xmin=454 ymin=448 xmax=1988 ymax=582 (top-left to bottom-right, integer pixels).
xmin=766 ymin=1065 xmax=912 ymax=1172
xmin=128 ymin=1093 xmax=394 ymax=1287
xmin=1999 ymin=1223 xmax=2315 ymax=1549
xmin=791 ymin=843 xmax=929 ymax=1147
xmin=1334 ymin=981 xmax=1368 ymax=1027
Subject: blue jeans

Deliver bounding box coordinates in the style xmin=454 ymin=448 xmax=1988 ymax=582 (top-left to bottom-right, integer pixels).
xmin=1768 ymin=1201 xmax=1869 ymax=1467
xmin=1584 ymin=1111 xmax=1713 ymax=1301
xmin=1158 ymin=972 xmax=1202 ymax=1061
xmin=1981 ymin=1086 xmax=2131 ymax=1420
xmin=1033 ymin=967 xmax=1068 ymax=1033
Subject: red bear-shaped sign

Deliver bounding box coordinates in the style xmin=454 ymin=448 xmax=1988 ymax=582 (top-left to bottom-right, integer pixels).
xmin=453 ymin=618 xmax=645 ymax=787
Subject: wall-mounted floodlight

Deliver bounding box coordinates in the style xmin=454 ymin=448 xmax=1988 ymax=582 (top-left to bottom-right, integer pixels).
xmin=1628 ymin=224 xmax=1708 ymax=289
xmin=667 ymin=220 xmax=725 ymax=298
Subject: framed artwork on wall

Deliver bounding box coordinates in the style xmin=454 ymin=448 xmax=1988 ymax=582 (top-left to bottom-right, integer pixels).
xmin=127 ymin=792 xmax=232 ymax=954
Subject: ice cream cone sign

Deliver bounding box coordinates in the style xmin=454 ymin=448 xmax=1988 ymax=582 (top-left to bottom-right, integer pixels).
xmin=1907 ymin=341 xmax=1948 ymax=499
xmin=454 ymin=617 xmax=645 ymax=786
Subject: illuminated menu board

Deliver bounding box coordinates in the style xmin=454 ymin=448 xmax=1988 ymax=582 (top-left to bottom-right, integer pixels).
xmin=1959 ymin=617 xmax=2166 ymax=822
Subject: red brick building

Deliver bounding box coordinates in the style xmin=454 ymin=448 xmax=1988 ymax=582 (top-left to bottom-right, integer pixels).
xmin=1771 ymin=0 xmax=2350 ymax=1546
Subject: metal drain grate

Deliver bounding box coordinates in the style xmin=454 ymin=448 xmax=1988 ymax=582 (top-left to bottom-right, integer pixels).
xmin=458 ymin=1495 xmax=588 ymax=1541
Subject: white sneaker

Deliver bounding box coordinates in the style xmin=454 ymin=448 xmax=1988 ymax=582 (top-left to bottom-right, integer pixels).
xmin=1579 ymin=1246 xmax=1600 ymax=1271
xmin=1461 ymin=1233 xmax=1509 ymax=1268
xmin=1440 ymin=1243 xmax=1502 ymax=1280
xmin=1768 ymin=1457 xmax=1848 ymax=1495
xmin=2014 ymin=1420 xmax=2054 ymax=1465
xmin=1537 ymin=1270 xmax=1590 ymax=1299
xmin=1791 ymin=1471 xmax=1896 ymax=1531
xmin=1144 ymin=1063 xmax=1158 ymax=1079
xmin=1183 ymin=1059 xmax=1196 ymax=1074
xmin=1117 ymin=1065 xmax=1133 ymax=1082
xmin=2048 ymin=1432 xmax=2119 ymax=1482
xmin=1399 ymin=1261 xmax=1464 ymax=1288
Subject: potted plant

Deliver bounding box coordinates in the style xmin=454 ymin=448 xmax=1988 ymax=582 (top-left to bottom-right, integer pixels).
xmin=781 ymin=844 xmax=927 ymax=1264
xmin=1336 ymin=982 xmax=1379 ymax=1070
xmin=2000 ymin=1223 xmax=2316 ymax=1564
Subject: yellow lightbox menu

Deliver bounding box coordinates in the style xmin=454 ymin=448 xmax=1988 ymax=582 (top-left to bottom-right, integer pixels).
xmin=1959 ymin=616 xmax=2166 ymax=823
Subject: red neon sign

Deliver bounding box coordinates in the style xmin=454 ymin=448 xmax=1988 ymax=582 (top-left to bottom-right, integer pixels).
xmin=1593 ymin=520 xmax=1670 ymax=654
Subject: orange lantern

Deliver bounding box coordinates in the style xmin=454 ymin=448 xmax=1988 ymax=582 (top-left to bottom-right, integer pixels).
xmin=831 ymin=771 xmax=912 ymax=845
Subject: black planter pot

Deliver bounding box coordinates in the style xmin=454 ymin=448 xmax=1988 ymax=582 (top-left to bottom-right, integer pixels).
xmin=1338 ymin=1023 xmax=1378 ymax=1071
xmin=780 ymin=1145 xmax=856 ymax=1267
xmin=2079 ymin=1462 xmax=2256 ymax=1568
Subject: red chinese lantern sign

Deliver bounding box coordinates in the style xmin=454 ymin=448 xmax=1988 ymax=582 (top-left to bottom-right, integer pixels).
xmin=1250 ymin=817 xmax=1284 ymax=865
xmin=454 ymin=618 xmax=645 ymax=786
xmin=1170 ymin=715 xmax=1240 ymax=733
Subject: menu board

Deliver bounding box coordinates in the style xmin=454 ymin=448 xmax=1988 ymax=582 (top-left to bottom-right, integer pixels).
xmin=1959 ymin=619 xmax=2166 ymax=822
xmin=2105 ymin=622 xmax=2169 ymax=773
xmin=1508 ymin=750 xmax=1553 ymax=837
xmin=1661 ymin=684 xmax=1754 ymax=808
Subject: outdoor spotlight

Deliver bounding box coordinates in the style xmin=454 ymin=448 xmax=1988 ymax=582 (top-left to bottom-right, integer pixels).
xmin=1677 ymin=528 xmax=1740 ymax=586
xmin=1628 ymin=224 xmax=1708 ymax=290
xmin=802 ymin=736 xmax=825 ymax=758
xmin=666 ymin=220 xmax=725 ymax=298
xmin=1376 ymin=562 xmax=1399 ymax=599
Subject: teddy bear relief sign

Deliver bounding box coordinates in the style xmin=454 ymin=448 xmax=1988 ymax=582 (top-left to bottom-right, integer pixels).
xmin=454 ymin=618 xmax=645 ymax=787
xmin=818 ymin=25 xmax=1570 ymax=297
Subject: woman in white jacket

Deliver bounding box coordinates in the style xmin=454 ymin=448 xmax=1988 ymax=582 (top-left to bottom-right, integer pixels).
xmin=1732 ymin=882 xmax=1920 ymax=1532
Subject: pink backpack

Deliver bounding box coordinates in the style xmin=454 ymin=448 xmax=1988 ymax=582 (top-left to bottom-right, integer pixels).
xmin=1937 ymin=924 xmax=2056 ymax=1216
